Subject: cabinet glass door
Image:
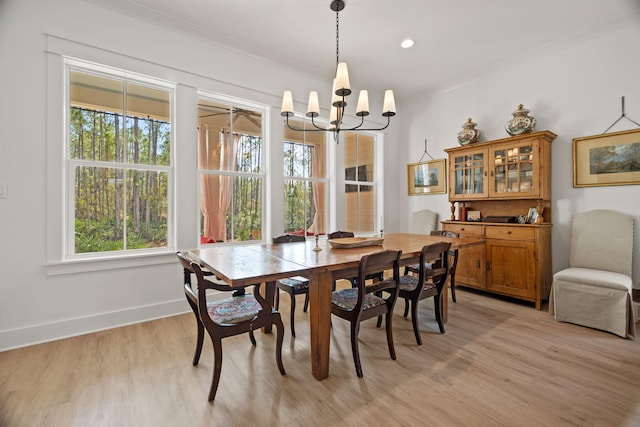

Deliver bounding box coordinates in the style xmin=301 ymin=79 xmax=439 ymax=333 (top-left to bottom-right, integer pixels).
xmin=491 ymin=144 xmax=534 ymax=195
xmin=453 ymin=152 xmax=485 ymax=197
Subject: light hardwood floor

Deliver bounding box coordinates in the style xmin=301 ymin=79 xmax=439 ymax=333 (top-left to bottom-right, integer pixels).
xmin=1 ymin=289 xmax=639 ymax=427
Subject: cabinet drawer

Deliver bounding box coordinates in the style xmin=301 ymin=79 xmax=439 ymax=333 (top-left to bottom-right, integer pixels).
xmin=445 ymin=223 xmax=483 ymax=237
xmin=485 ymin=226 xmax=534 ymax=240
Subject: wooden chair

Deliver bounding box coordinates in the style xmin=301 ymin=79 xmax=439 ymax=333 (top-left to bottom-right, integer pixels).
xmin=331 ymin=249 xmax=402 ymax=377
xmin=176 ymin=252 xmax=285 ymax=401
xmin=399 ymin=242 xmax=451 ymax=345
xmin=273 ymin=234 xmax=310 ymax=338
xmin=328 ymin=230 xmax=384 ymax=287
xmin=404 ymin=230 xmax=459 ymax=302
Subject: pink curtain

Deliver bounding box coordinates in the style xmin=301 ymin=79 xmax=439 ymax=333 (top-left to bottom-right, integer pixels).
xmin=308 ymin=144 xmax=326 ymax=234
xmin=198 ymin=126 xmax=238 ymax=241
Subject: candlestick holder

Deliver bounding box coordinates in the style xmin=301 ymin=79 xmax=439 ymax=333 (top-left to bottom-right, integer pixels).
xmin=313 ymin=233 xmax=322 ymax=251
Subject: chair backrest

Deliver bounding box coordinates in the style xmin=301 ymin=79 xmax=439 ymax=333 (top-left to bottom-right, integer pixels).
xmin=418 ymin=242 xmax=451 ymax=287
xmin=328 ymin=230 xmax=355 ymax=239
xmin=430 ymin=230 xmax=459 ymax=270
xmin=273 ymin=234 xmax=306 ymax=243
xmin=355 ymin=250 xmax=402 ymax=296
xmin=569 ymin=209 xmax=634 ymax=276
xmin=410 ymin=209 xmax=439 ymax=234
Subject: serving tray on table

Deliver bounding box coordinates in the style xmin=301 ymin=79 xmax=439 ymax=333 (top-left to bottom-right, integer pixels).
xmin=328 ymin=237 xmax=384 ymax=249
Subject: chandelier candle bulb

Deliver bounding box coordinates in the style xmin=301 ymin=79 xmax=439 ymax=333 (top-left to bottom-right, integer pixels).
xmin=281 ymin=91 xmax=294 ymax=115
xmin=307 ymin=91 xmax=320 ymax=117
xmin=383 ymin=90 xmax=396 ymax=116
xmin=334 ymin=62 xmax=351 ymax=96
xmin=329 ymin=106 xmax=339 ymax=125
xmin=356 ymin=90 xmax=369 ymax=116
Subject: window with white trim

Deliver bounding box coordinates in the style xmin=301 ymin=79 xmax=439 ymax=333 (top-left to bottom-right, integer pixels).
xmin=197 ymin=96 xmax=266 ymax=243
xmin=344 ymin=132 xmax=377 ymax=233
xmin=66 ymin=62 xmax=174 ymax=256
xmin=283 ymin=120 xmax=327 ymax=236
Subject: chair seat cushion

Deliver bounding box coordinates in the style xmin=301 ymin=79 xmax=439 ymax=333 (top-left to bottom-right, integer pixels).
xmin=553 ymin=267 xmax=632 ymax=291
xmin=331 ymin=288 xmax=385 ymax=311
xmin=399 ymin=275 xmax=436 ymax=293
xmin=277 ymin=276 xmax=309 ymax=291
xmin=207 ymin=294 xmax=261 ymax=324
xmin=405 ymin=262 xmax=432 ymax=273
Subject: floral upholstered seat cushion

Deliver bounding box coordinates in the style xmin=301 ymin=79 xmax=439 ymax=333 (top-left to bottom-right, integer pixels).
xmin=331 ymin=288 xmax=386 ymax=311
xmin=207 ymin=294 xmax=261 ymax=324
xmin=277 ymin=276 xmax=310 ymax=291
xmin=399 ymin=275 xmax=436 ymax=293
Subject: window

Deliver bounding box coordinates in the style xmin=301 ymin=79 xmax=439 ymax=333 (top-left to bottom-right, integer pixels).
xmin=344 ymin=132 xmax=378 ymax=233
xmin=197 ymin=97 xmax=265 ymax=243
xmin=283 ymin=121 xmax=327 ymax=236
xmin=67 ymin=63 xmax=173 ymax=256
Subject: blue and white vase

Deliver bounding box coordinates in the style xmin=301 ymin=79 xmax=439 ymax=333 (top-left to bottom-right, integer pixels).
xmin=506 ymin=104 xmax=536 ymax=136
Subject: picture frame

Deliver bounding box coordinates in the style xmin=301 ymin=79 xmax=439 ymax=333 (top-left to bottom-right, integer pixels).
xmin=527 ymin=207 xmax=538 ymax=224
xmin=467 ymin=210 xmax=481 ymax=222
xmin=573 ymin=128 xmax=640 ymax=187
xmin=407 ymin=159 xmax=447 ymax=195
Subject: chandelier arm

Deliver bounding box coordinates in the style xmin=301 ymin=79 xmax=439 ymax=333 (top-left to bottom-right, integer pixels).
xmin=284 ymin=114 xmax=328 ymax=132
xmin=340 ymin=115 xmax=391 ymax=132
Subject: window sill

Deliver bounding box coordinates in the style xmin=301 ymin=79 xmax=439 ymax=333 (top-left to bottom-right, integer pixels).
xmin=46 ymin=250 xmax=177 ymax=276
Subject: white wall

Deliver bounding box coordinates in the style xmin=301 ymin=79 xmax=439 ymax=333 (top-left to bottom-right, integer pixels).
xmin=398 ymin=18 xmax=640 ymax=285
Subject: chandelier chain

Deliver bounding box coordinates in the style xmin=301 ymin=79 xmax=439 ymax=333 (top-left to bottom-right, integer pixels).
xmin=335 ymin=8 xmax=340 ymax=67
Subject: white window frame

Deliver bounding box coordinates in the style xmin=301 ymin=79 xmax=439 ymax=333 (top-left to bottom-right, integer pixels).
xmin=196 ymin=91 xmax=269 ymax=246
xmin=46 ymin=43 xmax=179 ymax=275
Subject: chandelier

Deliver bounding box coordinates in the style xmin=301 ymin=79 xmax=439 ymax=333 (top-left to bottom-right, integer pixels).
xmin=280 ymin=0 xmax=396 ymax=135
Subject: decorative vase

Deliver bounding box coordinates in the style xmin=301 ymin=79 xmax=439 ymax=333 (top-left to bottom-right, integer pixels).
xmin=506 ymin=104 xmax=536 ymax=136
xmin=457 ymin=117 xmax=480 ymax=145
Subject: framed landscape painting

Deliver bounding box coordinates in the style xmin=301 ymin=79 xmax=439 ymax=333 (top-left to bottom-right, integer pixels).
xmin=407 ymin=159 xmax=446 ymax=195
xmin=573 ymin=128 xmax=640 ymax=187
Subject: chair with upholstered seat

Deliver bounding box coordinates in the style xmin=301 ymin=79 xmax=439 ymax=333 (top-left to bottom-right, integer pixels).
xmin=550 ymin=209 xmax=636 ymax=338
xmin=328 ymin=230 xmax=384 ymax=287
xmin=404 ymin=230 xmax=459 ymax=302
xmin=273 ymin=234 xmax=310 ymax=338
xmin=398 ymin=242 xmax=451 ymax=345
xmin=410 ymin=209 xmax=439 ymax=234
xmin=176 ymin=252 xmax=285 ymax=401
xmin=331 ymin=249 xmax=402 ymax=377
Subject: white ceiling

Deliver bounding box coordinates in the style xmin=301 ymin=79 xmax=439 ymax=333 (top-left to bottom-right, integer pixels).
xmin=87 ymin=0 xmax=640 ymax=100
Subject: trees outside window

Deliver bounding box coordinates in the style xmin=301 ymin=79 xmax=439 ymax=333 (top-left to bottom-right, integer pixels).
xmin=197 ymin=98 xmax=265 ymax=243
xmin=283 ymin=121 xmax=327 ymax=236
xmin=68 ymin=66 xmax=173 ymax=255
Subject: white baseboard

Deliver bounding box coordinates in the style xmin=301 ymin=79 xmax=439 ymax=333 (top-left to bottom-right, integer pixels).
xmin=0 ymin=299 xmax=190 ymax=352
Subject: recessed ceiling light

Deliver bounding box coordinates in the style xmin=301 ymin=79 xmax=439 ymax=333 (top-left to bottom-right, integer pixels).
xmin=401 ymin=39 xmax=414 ymax=49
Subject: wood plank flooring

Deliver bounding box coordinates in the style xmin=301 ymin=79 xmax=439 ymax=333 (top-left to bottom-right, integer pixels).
xmin=1 ymin=289 xmax=639 ymax=427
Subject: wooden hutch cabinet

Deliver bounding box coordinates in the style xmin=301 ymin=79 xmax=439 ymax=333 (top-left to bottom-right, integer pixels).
xmin=442 ymin=130 xmax=556 ymax=309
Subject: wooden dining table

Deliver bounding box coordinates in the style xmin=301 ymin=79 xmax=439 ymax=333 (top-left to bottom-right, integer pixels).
xmin=189 ymin=232 xmax=483 ymax=381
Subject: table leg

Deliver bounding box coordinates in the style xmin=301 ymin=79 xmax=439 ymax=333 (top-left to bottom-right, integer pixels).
xmin=262 ymin=280 xmax=276 ymax=333
xmin=308 ymin=270 xmax=332 ymax=380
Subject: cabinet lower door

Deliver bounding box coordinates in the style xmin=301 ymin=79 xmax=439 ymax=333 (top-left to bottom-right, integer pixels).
xmin=455 ymin=243 xmax=485 ymax=289
xmin=485 ymin=239 xmax=535 ymax=299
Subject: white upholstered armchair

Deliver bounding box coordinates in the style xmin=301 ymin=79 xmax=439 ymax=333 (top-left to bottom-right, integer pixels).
xmin=549 ymin=209 xmax=636 ymax=338
xmin=410 ymin=209 xmax=439 ymax=234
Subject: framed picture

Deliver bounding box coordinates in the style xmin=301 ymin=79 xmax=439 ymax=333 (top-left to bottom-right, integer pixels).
xmin=527 ymin=207 xmax=538 ymax=224
xmin=467 ymin=210 xmax=481 ymax=221
xmin=407 ymin=159 xmax=447 ymax=195
xmin=573 ymin=128 xmax=640 ymax=187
